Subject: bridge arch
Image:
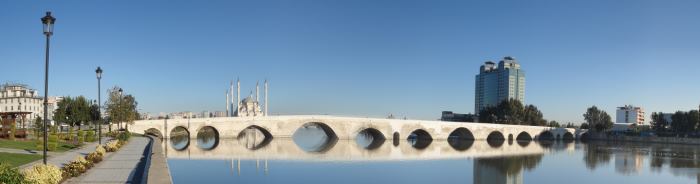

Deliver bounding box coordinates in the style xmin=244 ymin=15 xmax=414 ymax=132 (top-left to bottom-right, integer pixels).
xmin=487 ymin=131 xmax=505 ymax=147
xmin=196 ymin=126 xmax=219 ymax=150
xmin=538 ymin=131 xmax=555 ymax=141
xmin=145 ymin=128 xmax=163 ymax=138
xmin=293 ymin=122 xmax=339 ymax=153
xmin=516 ymin=132 xmax=533 ymax=141
xmin=239 ymin=125 xmax=273 ymax=150
xmin=563 ymin=132 xmax=574 ymax=140
xmin=408 ymin=129 xmax=432 ymax=149
xmin=356 ymin=128 xmax=385 ymax=150
xmin=448 ymin=127 xmax=475 ymax=140
xmin=169 ymin=126 xmax=190 ymax=151
xmin=448 ymin=128 xmax=474 ymax=151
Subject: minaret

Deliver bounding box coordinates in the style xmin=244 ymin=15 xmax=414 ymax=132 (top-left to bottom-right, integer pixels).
xmin=230 ymin=80 xmax=234 ymax=116
xmin=264 ymin=79 xmax=268 ymax=116
xmin=236 ymin=78 xmax=240 ymax=116
xmin=255 ymin=81 xmax=259 ymax=103
xmin=225 ymin=91 xmax=229 ymax=117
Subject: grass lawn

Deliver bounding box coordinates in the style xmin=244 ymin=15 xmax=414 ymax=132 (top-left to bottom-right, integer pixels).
xmin=0 ymin=139 xmax=79 ymax=152
xmin=0 ymin=152 xmax=42 ymax=167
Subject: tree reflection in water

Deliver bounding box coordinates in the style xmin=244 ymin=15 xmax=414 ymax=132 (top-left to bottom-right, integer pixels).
xmin=584 ymin=141 xmax=700 ymax=180
xmin=474 ymin=154 xmax=543 ymax=184
xmin=582 ymin=142 xmax=613 ymax=170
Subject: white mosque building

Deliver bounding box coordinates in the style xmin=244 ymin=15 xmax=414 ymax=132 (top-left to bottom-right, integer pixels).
xmin=226 ymin=79 xmax=268 ymax=117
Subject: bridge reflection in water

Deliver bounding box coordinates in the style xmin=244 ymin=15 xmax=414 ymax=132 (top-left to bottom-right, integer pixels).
xmin=163 ymin=127 xmax=576 ymax=184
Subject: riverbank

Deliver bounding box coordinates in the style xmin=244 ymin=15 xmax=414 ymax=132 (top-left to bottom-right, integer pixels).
xmin=147 ymin=136 xmax=173 ymax=184
xmin=584 ymin=133 xmax=700 ymax=145
xmin=64 ymin=136 xmax=152 ymax=183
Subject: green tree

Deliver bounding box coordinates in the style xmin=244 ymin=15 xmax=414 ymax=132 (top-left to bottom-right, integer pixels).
xmin=583 ymin=106 xmax=613 ymax=132
xmin=580 ymin=122 xmax=590 ymax=129
xmin=106 ymin=86 xmax=139 ymax=131
xmin=548 ymin=120 xmax=561 ymax=128
xmin=53 ymin=96 xmax=92 ymax=130
xmin=89 ymin=101 xmax=100 ymax=129
xmin=478 ymin=99 xmax=547 ymax=126
xmin=650 ymin=112 xmax=669 ymax=132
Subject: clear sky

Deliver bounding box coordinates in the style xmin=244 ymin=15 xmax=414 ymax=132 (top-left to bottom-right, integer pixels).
xmin=1 ymin=0 xmax=699 ymax=123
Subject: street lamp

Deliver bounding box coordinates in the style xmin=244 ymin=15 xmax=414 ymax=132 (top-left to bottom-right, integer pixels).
xmin=95 ymin=67 xmax=102 ymax=144
xmin=118 ymin=88 xmax=123 ymax=130
xmin=41 ymin=11 xmax=55 ymax=165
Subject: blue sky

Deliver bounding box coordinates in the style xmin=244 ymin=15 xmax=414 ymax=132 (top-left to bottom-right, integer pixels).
xmin=1 ymin=0 xmax=699 ymax=123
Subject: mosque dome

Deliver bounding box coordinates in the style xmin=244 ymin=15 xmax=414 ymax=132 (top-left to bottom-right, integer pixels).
xmin=242 ymin=96 xmax=256 ymax=103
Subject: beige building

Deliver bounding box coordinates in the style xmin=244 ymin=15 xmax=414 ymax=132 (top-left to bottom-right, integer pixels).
xmin=0 ymin=84 xmax=62 ymax=127
xmin=616 ymin=105 xmax=645 ymax=125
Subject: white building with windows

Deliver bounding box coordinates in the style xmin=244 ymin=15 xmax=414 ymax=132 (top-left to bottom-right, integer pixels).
xmin=0 ymin=83 xmax=62 ymax=127
xmin=616 ymin=105 xmax=645 ymax=125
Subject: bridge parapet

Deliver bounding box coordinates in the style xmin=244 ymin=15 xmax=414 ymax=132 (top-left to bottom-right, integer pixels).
xmin=130 ymin=115 xmax=576 ymax=141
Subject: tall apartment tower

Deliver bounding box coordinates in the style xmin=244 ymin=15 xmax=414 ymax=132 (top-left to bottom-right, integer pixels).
xmin=474 ymin=56 xmax=526 ymax=114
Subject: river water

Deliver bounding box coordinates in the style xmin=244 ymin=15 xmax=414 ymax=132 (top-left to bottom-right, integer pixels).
xmin=161 ymin=126 xmax=700 ymax=184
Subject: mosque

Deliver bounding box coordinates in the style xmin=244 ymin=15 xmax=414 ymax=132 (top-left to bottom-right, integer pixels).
xmin=226 ymin=79 xmax=268 ymax=117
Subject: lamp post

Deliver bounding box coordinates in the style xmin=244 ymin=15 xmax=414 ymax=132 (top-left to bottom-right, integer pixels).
xmin=118 ymin=88 xmax=123 ymax=130
xmin=96 ymin=67 xmax=102 ymax=144
xmin=41 ymin=11 xmax=55 ymax=165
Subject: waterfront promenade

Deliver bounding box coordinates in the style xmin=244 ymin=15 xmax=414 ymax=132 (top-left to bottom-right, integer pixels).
xmin=65 ymin=136 xmax=153 ymax=184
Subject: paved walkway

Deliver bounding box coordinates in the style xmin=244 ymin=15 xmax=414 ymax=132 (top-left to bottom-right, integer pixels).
xmin=66 ymin=136 xmax=151 ymax=184
xmin=18 ymin=141 xmax=102 ymax=170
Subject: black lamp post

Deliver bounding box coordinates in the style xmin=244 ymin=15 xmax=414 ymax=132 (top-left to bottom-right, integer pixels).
xmin=96 ymin=67 xmax=102 ymax=144
xmin=41 ymin=11 xmax=55 ymax=165
xmin=118 ymin=88 xmax=123 ymax=130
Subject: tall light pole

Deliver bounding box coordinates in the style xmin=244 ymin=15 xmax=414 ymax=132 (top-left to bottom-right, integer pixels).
xmin=41 ymin=11 xmax=56 ymax=165
xmin=95 ymin=67 xmax=102 ymax=144
xmin=118 ymin=88 xmax=123 ymax=130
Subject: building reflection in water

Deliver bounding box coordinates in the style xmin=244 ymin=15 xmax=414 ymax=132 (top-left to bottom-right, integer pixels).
xmin=583 ymin=141 xmax=700 ymax=183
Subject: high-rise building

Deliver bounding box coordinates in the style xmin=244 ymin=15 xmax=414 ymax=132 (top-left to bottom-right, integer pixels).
xmin=475 ymin=56 xmax=526 ymax=114
xmin=616 ymin=105 xmax=645 ymax=125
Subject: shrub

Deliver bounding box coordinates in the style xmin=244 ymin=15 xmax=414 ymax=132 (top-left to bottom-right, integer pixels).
xmin=22 ymin=164 xmax=62 ymax=184
xmin=0 ymin=162 xmax=25 ymax=184
xmin=77 ymin=130 xmax=85 ymax=144
xmin=85 ymin=131 xmax=96 ymax=142
xmin=105 ymin=140 xmax=120 ymax=152
xmin=61 ymin=162 xmax=85 ymax=178
xmin=117 ymin=131 xmax=131 ymax=142
xmin=62 ymin=156 xmax=91 ymax=178
xmin=86 ymin=152 xmax=103 ymax=163
xmin=73 ymin=156 xmax=91 ymax=168
xmin=36 ymin=134 xmax=59 ymax=151
xmin=95 ymin=145 xmax=106 ymax=156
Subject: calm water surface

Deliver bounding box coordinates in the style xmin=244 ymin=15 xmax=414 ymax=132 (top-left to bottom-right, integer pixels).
xmin=162 ymin=126 xmax=700 ymax=184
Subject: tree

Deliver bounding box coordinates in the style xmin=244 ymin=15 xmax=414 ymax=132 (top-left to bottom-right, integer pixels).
xmin=548 ymin=120 xmax=561 ymax=128
xmin=650 ymin=112 xmax=669 ymax=132
xmin=89 ymin=102 xmax=100 ymax=129
xmin=478 ymin=99 xmax=547 ymax=126
xmin=106 ymin=86 xmax=139 ymax=131
xmin=580 ymin=122 xmax=590 ymax=129
xmin=583 ymin=106 xmax=613 ymax=132
xmin=53 ymin=96 xmax=92 ymax=130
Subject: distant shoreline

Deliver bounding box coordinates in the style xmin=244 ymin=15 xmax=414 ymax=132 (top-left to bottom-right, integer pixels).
xmin=583 ymin=133 xmax=700 ymax=145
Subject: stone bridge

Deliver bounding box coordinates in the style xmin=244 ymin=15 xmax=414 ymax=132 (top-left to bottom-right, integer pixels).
xmin=128 ymin=115 xmax=576 ymax=142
